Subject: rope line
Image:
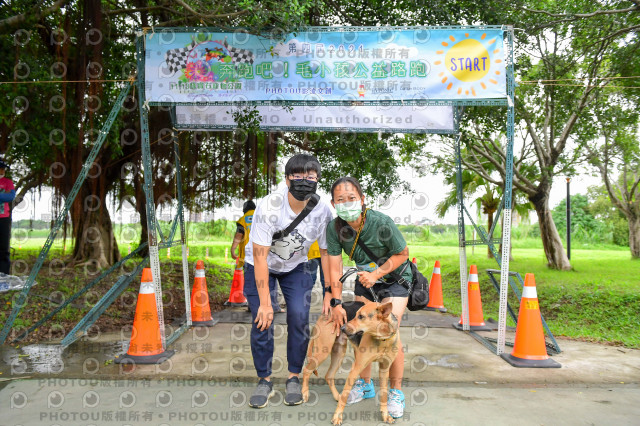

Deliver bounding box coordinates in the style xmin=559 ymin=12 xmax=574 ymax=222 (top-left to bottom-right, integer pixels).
xmin=0 ymin=78 xmax=133 ymax=85
xmin=518 ymin=82 xmax=640 ymax=89
xmin=3 ymin=75 xmax=640 ymax=86
xmin=519 ymin=75 xmax=640 ymax=83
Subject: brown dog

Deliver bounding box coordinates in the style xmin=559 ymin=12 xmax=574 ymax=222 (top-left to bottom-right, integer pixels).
xmin=301 ymin=301 xmax=400 ymax=425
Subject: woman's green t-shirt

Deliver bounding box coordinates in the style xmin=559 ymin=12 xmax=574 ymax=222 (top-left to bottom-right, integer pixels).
xmin=326 ymin=209 xmax=412 ymax=283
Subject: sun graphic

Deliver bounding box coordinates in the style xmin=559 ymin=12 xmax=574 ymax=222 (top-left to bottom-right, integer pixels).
xmin=433 ymin=33 xmax=503 ymax=96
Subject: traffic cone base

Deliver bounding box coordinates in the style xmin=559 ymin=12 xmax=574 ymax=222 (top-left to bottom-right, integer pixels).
xmin=193 ymin=318 xmax=216 ymax=326
xmin=453 ymin=322 xmax=492 ymax=331
xmin=191 ymin=260 xmax=216 ymax=327
xmin=500 ymin=353 xmax=560 ymax=368
xmin=115 ymin=350 xmax=175 ymax=365
xmin=116 ymin=268 xmax=173 ymax=364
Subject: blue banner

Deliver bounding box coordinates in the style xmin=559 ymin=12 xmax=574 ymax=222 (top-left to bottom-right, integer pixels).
xmin=143 ymin=27 xmax=507 ymax=104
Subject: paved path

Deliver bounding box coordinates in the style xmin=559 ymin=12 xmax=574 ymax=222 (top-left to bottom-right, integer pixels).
xmin=2 ymin=276 xmax=639 ymax=425
xmin=3 ymin=378 xmax=639 ymax=425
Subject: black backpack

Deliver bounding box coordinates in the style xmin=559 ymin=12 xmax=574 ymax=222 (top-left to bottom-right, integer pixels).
xmin=355 ymin=238 xmax=429 ymax=311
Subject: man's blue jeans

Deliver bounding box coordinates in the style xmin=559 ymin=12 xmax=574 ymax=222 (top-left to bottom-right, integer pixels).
xmin=243 ymin=262 xmax=314 ymax=377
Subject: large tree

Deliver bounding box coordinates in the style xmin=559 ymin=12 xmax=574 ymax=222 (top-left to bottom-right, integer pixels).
xmin=1 ymin=0 xmax=323 ymax=267
xmin=586 ymin=102 xmax=640 ymax=258
xmin=439 ymin=1 xmax=638 ymax=270
xmin=1 ymin=0 xmax=434 ymax=267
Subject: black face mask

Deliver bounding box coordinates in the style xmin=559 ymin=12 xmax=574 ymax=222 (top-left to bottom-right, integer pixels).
xmin=289 ymin=179 xmax=318 ymax=201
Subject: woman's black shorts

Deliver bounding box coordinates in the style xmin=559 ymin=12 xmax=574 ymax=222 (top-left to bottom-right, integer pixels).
xmin=354 ymin=279 xmax=409 ymax=301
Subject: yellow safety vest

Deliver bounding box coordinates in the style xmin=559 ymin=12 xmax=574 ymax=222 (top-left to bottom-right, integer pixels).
xmin=308 ymin=241 xmax=320 ymax=259
xmin=236 ymin=209 xmax=254 ymax=267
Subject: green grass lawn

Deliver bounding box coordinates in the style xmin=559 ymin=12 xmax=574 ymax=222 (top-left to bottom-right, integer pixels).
xmin=7 ymin=236 xmax=640 ymax=348
xmin=407 ymin=246 xmax=640 ymax=348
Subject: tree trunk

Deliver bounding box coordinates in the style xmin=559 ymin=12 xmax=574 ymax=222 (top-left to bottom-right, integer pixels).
xmin=71 ymin=188 xmax=120 ymax=269
xmin=498 ymin=214 xmax=515 ymax=261
xmin=629 ymin=214 xmax=640 ymax=259
xmin=487 ymin=209 xmax=495 ymax=258
xmin=531 ymin=194 xmax=572 ymax=270
xmin=134 ymin=175 xmax=149 ymax=258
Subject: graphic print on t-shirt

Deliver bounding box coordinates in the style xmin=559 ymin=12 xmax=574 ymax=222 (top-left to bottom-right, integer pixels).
xmin=270 ymin=229 xmax=306 ymax=260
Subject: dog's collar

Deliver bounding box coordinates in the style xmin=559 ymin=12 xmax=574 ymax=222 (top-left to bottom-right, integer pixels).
xmin=379 ymin=330 xmax=397 ymax=341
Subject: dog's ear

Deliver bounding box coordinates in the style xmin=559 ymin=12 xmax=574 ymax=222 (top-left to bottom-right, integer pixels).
xmin=377 ymin=302 xmax=393 ymax=318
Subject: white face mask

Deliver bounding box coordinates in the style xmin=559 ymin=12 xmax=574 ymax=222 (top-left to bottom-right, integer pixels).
xmin=335 ymin=200 xmax=362 ymax=221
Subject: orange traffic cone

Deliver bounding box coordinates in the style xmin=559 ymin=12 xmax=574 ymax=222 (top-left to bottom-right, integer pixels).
xmin=191 ymin=260 xmax=215 ymax=326
xmin=425 ymin=260 xmax=447 ymax=312
xmin=115 ymin=268 xmax=174 ymax=364
xmin=501 ymin=273 xmax=561 ymax=368
xmin=454 ymin=265 xmax=492 ymax=331
xmin=224 ymin=259 xmax=248 ymax=307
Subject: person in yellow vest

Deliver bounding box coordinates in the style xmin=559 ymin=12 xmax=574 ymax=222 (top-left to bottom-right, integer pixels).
xmin=231 ymin=200 xmax=283 ymax=313
xmin=231 ymin=200 xmax=256 ymax=268
xmin=306 ymin=241 xmax=325 ymax=288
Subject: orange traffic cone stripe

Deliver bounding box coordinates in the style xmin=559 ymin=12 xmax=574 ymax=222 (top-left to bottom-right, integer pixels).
xmin=455 ymin=265 xmax=491 ymax=331
xmin=115 ymin=267 xmax=175 ymax=364
xmin=462 ymin=265 xmax=486 ymax=326
xmin=426 ymin=260 xmax=447 ymax=311
xmin=501 ymin=273 xmax=560 ymax=368
xmin=511 ymin=273 xmax=548 ymax=360
xmin=127 ymin=268 xmax=163 ymax=356
xmin=225 ymin=259 xmax=248 ymax=306
xmin=191 ymin=260 xmax=214 ymax=326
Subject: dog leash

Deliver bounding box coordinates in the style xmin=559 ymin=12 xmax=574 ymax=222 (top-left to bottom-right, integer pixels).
xmin=339 ymin=267 xmax=380 ymax=303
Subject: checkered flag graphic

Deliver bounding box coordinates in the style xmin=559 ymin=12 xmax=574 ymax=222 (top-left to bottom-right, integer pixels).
xmin=165 ymin=41 xmax=197 ymax=74
xmin=223 ymin=40 xmax=255 ymax=65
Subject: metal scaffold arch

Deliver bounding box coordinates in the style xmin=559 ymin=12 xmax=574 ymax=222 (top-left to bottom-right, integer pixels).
xmin=0 ymin=25 xmax=559 ymax=358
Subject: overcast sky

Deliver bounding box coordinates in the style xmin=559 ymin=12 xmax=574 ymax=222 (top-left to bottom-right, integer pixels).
xmin=12 ymin=165 xmax=600 ymax=226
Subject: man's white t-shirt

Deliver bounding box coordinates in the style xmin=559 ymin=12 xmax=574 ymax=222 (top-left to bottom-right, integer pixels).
xmin=244 ymin=185 xmax=333 ymax=273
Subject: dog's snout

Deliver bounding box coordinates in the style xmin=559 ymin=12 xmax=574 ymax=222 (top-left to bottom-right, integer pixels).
xmin=340 ymin=325 xmax=348 ymax=334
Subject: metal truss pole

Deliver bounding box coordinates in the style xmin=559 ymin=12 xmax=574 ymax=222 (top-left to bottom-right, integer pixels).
xmin=497 ymin=27 xmax=516 ymax=355
xmin=61 ymin=258 xmax=148 ymax=347
xmin=174 ymin=133 xmax=192 ymax=328
xmin=455 ymin=134 xmax=470 ymax=331
xmin=0 ymin=82 xmax=133 ymax=344
xmin=136 ymin=35 xmax=167 ymax=350
xmin=13 ymin=243 xmax=147 ymax=343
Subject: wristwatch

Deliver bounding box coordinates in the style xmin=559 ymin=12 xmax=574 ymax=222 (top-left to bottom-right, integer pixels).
xmin=330 ymin=298 xmax=343 ymax=308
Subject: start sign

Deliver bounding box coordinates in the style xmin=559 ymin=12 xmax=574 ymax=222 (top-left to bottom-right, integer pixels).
xmin=142 ymin=26 xmax=507 ymax=105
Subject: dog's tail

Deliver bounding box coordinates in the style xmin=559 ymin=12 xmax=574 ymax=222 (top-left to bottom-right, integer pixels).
xmin=306 ymin=324 xmax=319 ymax=377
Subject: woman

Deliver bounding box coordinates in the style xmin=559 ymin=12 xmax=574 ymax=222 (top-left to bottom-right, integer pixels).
xmin=243 ymin=154 xmax=333 ymax=408
xmin=325 ymin=176 xmax=410 ymax=419
xmin=0 ymin=159 xmax=15 ymax=275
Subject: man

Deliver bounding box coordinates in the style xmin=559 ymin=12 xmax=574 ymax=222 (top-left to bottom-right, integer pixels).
xmin=0 ymin=159 xmax=15 ymax=275
xmin=243 ymin=154 xmax=332 ymax=408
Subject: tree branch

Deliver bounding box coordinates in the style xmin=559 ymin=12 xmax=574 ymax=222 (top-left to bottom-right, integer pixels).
xmin=0 ymin=0 xmax=71 ymax=34
xmin=520 ymin=4 xmax=640 ymax=20
xmin=12 ymin=172 xmax=43 ymax=209
xmin=172 ymin=0 xmax=249 ymax=20
xmin=587 ymin=140 xmax=629 ymax=215
xmin=325 ymin=0 xmax=365 ymax=26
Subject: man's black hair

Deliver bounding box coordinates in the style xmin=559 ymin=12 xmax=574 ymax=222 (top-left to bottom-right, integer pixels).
xmin=243 ymin=200 xmax=256 ymax=213
xmin=284 ymin=154 xmax=321 ymax=180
